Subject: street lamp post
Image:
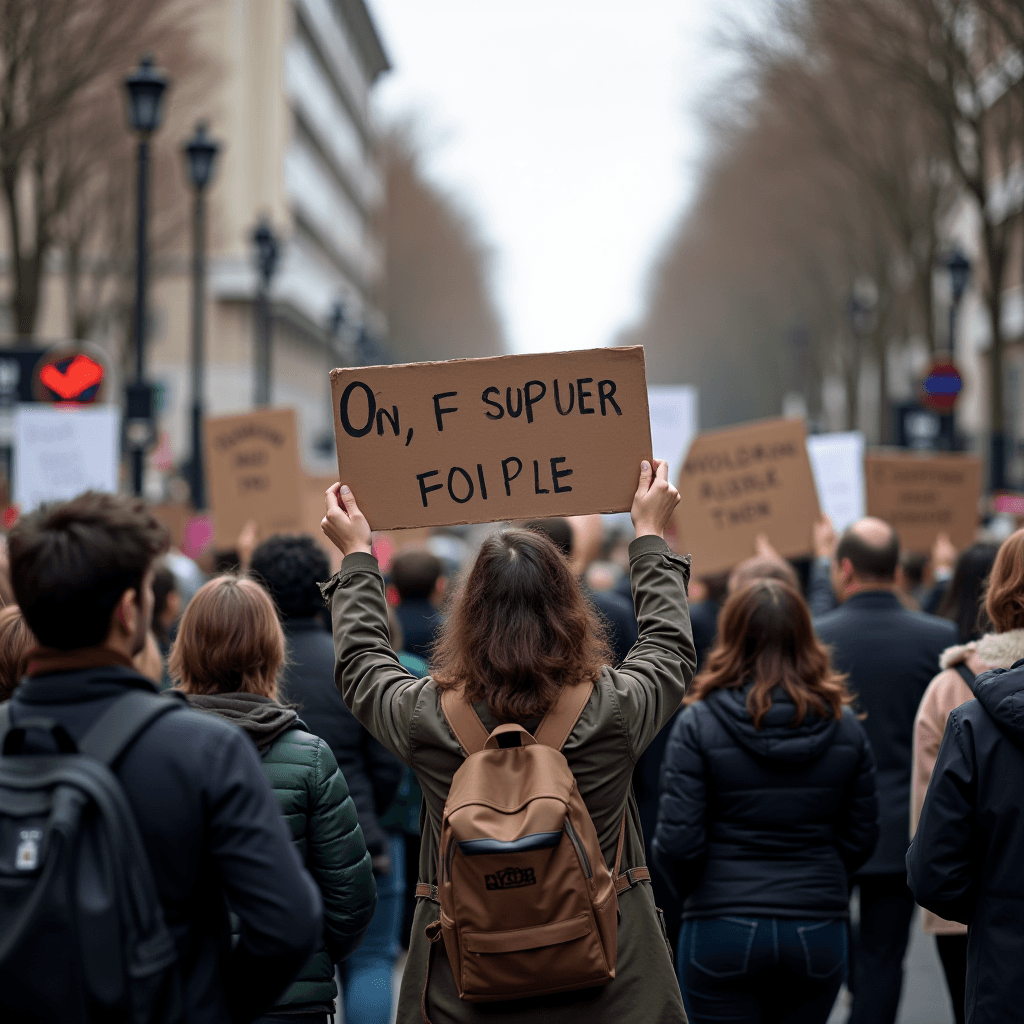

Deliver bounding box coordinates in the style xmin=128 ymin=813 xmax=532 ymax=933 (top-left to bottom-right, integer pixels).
xmin=124 ymin=55 xmax=168 ymax=496
xmin=251 ymin=218 xmax=280 ymax=407
xmin=182 ymin=122 xmax=220 ymax=509
xmin=942 ymin=249 xmax=971 ymax=457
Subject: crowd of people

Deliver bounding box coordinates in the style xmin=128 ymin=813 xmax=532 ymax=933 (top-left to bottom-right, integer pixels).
xmin=0 ymin=462 xmax=1023 ymax=1024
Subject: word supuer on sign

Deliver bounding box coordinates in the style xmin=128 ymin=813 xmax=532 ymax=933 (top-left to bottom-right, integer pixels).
xmin=330 ymin=348 xmax=652 ymax=531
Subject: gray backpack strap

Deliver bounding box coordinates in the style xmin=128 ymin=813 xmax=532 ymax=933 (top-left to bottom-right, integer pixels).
xmin=79 ymin=690 xmax=183 ymax=767
xmin=0 ymin=701 xmax=10 ymax=746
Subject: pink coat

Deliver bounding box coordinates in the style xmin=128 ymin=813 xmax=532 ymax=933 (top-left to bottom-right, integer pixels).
xmin=912 ymin=629 xmax=1024 ymax=934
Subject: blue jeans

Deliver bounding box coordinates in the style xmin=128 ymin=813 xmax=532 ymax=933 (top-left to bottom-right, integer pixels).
xmin=679 ymin=916 xmax=846 ymax=1024
xmin=339 ymin=834 xmax=405 ymax=1024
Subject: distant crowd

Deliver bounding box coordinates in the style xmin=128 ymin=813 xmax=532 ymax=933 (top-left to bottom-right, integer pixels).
xmin=0 ymin=466 xmax=1022 ymax=1024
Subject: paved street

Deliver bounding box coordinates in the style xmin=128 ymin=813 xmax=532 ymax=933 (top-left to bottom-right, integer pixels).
xmin=829 ymin=914 xmax=955 ymax=1024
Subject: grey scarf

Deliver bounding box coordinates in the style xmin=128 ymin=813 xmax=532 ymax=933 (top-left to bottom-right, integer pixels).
xmin=187 ymin=691 xmax=299 ymax=753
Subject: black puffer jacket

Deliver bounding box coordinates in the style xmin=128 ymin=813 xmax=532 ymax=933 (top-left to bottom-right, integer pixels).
xmin=652 ymin=683 xmax=878 ymax=919
xmin=908 ymin=657 xmax=1024 ymax=1024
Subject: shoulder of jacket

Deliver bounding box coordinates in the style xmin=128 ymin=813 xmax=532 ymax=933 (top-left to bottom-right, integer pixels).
xmin=265 ymin=726 xmax=322 ymax=765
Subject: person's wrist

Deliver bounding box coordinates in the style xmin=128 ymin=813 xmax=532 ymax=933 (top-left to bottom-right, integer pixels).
xmin=344 ymin=542 xmax=373 ymax=557
xmin=633 ymin=524 xmax=664 ymax=539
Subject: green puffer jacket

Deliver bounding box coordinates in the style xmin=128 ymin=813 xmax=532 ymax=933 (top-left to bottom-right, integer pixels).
xmin=263 ymin=725 xmax=377 ymax=1010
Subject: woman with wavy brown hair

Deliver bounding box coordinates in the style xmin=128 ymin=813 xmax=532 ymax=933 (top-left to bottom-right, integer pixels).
xmin=652 ymin=578 xmax=878 ymax=1024
xmin=321 ymin=460 xmax=694 ymax=1024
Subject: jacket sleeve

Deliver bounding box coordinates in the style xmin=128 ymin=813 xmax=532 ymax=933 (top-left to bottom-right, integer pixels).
xmin=307 ymin=738 xmax=378 ymax=963
xmin=834 ymin=712 xmax=879 ymax=874
xmin=911 ymin=675 xmax=951 ymax=837
xmin=206 ymin=726 xmax=324 ymax=1023
xmin=328 ymin=701 xmax=388 ymax=858
xmin=612 ymin=536 xmax=697 ymax=761
xmin=650 ymin=706 xmax=707 ymax=900
xmin=906 ymin=710 xmax=981 ymax=925
xmin=326 ymin=552 xmax=434 ymax=764
xmin=807 ymin=558 xmax=838 ymax=617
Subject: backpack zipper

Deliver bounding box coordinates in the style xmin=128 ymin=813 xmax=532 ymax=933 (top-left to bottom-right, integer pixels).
xmin=563 ymin=819 xmax=593 ymax=878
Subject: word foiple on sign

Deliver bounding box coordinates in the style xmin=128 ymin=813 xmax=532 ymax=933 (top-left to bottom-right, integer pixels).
xmin=865 ymin=452 xmax=982 ymax=552
xmin=330 ymin=347 xmax=652 ymax=530
xmin=205 ymin=408 xmax=303 ymax=547
xmin=672 ymin=417 xmax=820 ymax=577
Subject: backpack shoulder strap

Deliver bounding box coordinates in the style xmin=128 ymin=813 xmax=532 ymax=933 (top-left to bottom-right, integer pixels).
xmin=0 ymin=701 xmax=10 ymax=746
xmin=534 ymin=681 xmax=594 ymax=751
xmin=955 ymin=662 xmax=976 ymax=689
xmin=78 ymin=689 xmax=183 ymax=767
xmin=439 ymin=687 xmax=489 ymax=756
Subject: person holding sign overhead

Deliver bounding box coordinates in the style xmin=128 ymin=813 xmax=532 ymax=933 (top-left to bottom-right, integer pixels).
xmin=320 ymin=460 xmax=694 ymax=1024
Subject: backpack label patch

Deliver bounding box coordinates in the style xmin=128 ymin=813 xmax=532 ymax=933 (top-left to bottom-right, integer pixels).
xmin=16 ymin=830 xmax=41 ymax=871
xmin=485 ymin=866 xmax=536 ymax=890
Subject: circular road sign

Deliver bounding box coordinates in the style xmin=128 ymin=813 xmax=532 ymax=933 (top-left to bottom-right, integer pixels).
xmin=920 ymin=358 xmax=962 ymax=414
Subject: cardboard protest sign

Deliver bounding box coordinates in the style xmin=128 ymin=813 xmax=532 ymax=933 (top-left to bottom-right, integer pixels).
xmin=806 ymin=432 xmax=865 ymax=533
xmin=205 ymin=408 xmax=303 ymax=547
xmin=672 ymin=417 xmax=820 ymax=577
xmin=648 ymin=385 xmax=698 ymax=484
xmin=14 ymin=405 xmax=120 ymax=511
xmin=865 ymin=452 xmax=982 ymax=552
xmin=330 ymin=347 xmax=652 ymax=530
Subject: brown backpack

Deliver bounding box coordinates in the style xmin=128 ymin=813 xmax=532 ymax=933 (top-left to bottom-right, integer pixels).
xmin=419 ymin=680 xmax=647 ymax=1005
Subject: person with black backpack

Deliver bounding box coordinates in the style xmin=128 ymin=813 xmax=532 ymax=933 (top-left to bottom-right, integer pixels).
xmin=0 ymin=492 xmax=323 ymax=1024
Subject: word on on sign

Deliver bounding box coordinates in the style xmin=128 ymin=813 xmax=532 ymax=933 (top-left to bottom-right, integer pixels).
xmin=330 ymin=347 xmax=652 ymax=530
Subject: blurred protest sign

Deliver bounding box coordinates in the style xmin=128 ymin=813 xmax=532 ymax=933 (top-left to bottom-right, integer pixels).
xmin=865 ymin=452 xmax=982 ymax=552
xmin=330 ymin=347 xmax=652 ymax=530
xmin=648 ymin=385 xmax=698 ymax=484
xmin=205 ymin=408 xmax=302 ymax=547
xmin=150 ymin=504 xmax=193 ymax=551
xmin=673 ymin=417 xmax=820 ymax=577
xmin=14 ymin=405 xmax=119 ymax=511
xmin=806 ymin=432 xmax=865 ymax=533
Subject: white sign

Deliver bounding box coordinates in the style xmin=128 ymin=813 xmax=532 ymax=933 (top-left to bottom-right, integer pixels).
xmin=648 ymin=385 xmax=698 ymax=484
xmin=14 ymin=405 xmax=120 ymax=511
xmin=806 ymin=431 xmax=865 ymax=533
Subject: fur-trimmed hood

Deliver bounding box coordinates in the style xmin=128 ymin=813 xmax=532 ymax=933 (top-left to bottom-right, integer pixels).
xmin=939 ymin=629 xmax=1024 ymax=672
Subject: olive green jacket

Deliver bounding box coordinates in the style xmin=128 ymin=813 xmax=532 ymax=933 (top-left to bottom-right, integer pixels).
xmin=263 ymin=726 xmax=377 ymax=1010
xmin=324 ymin=534 xmax=695 ymax=1024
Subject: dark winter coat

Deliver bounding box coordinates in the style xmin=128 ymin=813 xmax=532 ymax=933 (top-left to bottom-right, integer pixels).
xmin=279 ymin=618 xmax=403 ymax=857
xmin=652 ymin=683 xmax=878 ymax=919
xmin=394 ymin=598 xmax=442 ymax=663
xmin=7 ymin=663 xmax=322 ymax=1024
xmin=326 ymin=535 xmax=696 ymax=1024
xmin=815 ymin=590 xmax=957 ymax=873
xmin=188 ymin=692 xmax=377 ymax=1013
xmin=907 ymin=657 xmax=1024 ymax=1024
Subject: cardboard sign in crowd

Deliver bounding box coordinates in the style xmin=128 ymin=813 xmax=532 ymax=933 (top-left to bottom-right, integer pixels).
xmin=672 ymin=417 xmax=821 ymax=577
xmin=865 ymin=452 xmax=983 ymax=552
xmin=205 ymin=408 xmax=303 ymax=547
xmin=330 ymin=347 xmax=653 ymax=530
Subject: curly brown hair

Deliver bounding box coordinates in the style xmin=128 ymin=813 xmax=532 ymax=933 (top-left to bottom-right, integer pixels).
xmin=431 ymin=528 xmax=611 ymax=721
xmin=685 ymin=578 xmax=852 ymax=729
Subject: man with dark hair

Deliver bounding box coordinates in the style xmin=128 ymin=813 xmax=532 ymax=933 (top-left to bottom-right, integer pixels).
xmin=390 ymin=549 xmax=444 ymax=662
xmin=6 ymin=492 xmax=322 ymax=1024
xmin=814 ymin=516 xmax=957 ymax=1024
xmin=251 ymin=533 xmax=416 ymax=1024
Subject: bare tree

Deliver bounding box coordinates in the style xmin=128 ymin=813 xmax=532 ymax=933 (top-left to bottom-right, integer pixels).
xmin=378 ymin=125 xmax=506 ymax=360
xmin=0 ymin=0 xmax=199 ymax=338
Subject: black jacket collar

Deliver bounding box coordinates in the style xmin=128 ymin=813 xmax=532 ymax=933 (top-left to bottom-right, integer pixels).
xmin=16 ymin=664 xmax=159 ymax=705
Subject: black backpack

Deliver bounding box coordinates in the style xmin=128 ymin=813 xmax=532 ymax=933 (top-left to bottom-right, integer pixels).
xmin=0 ymin=689 xmax=186 ymax=1024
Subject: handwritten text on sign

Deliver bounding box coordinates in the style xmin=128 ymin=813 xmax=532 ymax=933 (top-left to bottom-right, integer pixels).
xmin=330 ymin=347 xmax=652 ymax=530
xmin=672 ymin=417 xmax=820 ymax=577
xmin=864 ymin=453 xmax=982 ymax=553
xmin=205 ymin=408 xmax=303 ymax=547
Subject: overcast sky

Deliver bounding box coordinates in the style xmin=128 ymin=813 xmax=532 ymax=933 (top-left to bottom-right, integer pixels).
xmin=369 ymin=0 xmax=745 ymax=355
